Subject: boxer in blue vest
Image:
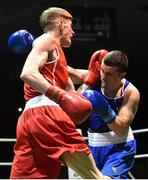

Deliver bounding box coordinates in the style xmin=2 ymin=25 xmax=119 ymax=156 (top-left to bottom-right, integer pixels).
xmin=69 ymin=50 xmax=140 ymax=179
xmin=82 ymin=50 xmax=140 ymax=179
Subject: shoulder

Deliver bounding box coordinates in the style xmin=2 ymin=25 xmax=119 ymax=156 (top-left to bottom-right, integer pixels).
xmin=124 ymin=81 xmax=140 ymax=104
xmin=32 ymin=33 xmax=57 ymax=51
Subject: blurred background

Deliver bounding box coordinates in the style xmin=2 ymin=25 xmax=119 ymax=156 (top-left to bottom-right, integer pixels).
xmin=0 ymin=0 xmax=148 ymax=178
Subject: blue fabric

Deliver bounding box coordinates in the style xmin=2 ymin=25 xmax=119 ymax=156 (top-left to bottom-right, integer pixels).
xmin=88 ymin=79 xmax=136 ymax=178
xmin=89 ymin=79 xmax=130 ymax=132
xmin=89 ymin=140 xmax=136 ymax=179
xmin=82 ymin=90 xmax=110 ymax=115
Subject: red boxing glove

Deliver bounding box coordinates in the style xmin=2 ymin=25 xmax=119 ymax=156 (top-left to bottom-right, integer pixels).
xmin=45 ymin=85 xmax=92 ymax=125
xmin=84 ymin=49 xmax=109 ymax=88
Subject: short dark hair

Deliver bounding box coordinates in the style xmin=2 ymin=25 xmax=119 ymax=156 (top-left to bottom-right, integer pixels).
xmin=103 ymin=50 xmax=128 ymax=73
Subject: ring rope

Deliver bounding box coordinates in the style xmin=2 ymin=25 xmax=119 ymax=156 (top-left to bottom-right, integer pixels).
xmin=1 ymin=128 xmax=148 ymax=142
xmin=0 ymin=138 xmax=16 ymax=142
xmin=0 ymin=162 xmax=12 ymax=166
xmin=132 ymin=128 xmax=148 ymax=134
xmin=0 ymin=128 xmax=148 ymax=166
xmin=135 ymin=154 xmax=148 ymax=159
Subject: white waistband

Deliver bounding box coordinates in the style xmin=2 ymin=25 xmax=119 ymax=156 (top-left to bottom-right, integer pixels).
xmin=24 ymin=94 xmax=59 ymax=112
xmin=88 ymin=127 xmax=134 ymax=147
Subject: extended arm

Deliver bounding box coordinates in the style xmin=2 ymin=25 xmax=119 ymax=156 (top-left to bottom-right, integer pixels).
xmin=67 ymin=66 xmax=88 ymax=84
xmin=68 ymin=49 xmax=109 ymax=93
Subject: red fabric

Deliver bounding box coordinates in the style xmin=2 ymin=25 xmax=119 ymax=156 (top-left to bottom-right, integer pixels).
xmin=45 ymin=87 xmax=92 ymax=125
xmin=10 ymin=106 xmax=90 ymax=179
xmin=24 ymin=43 xmax=68 ymax=102
xmin=84 ymin=49 xmax=108 ymax=88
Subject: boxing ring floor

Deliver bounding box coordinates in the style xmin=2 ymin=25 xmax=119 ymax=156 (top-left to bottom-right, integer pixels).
xmin=0 ymin=128 xmax=148 ymax=179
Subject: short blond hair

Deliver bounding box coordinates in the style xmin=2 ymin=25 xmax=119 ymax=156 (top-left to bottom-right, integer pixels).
xmin=40 ymin=7 xmax=73 ymax=32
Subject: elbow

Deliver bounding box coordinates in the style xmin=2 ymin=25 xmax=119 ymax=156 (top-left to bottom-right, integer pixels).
xmin=114 ymin=125 xmax=130 ymax=137
xmin=20 ymin=69 xmax=33 ymax=82
xmin=109 ymin=116 xmax=131 ymax=136
xmin=116 ymin=129 xmax=127 ymax=137
xmin=20 ymin=71 xmax=28 ymax=82
xmin=108 ymin=120 xmax=129 ymax=137
xmin=20 ymin=72 xmax=25 ymax=81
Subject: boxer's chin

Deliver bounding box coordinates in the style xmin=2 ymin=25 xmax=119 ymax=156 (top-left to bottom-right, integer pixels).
xmin=60 ymin=37 xmax=71 ymax=47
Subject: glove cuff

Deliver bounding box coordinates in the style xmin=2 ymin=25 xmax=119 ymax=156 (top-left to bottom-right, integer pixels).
xmin=45 ymin=85 xmax=65 ymax=103
xmin=103 ymin=106 xmax=116 ymax=124
xmin=77 ymin=84 xmax=90 ymax=94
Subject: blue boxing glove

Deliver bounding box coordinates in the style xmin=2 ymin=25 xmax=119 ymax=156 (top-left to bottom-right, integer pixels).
xmin=8 ymin=30 xmax=35 ymax=54
xmin=82 ymin=90 xmax=116 ymax=124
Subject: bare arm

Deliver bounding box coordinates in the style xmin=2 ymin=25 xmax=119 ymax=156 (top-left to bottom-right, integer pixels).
xmin=66 ymin=77 xmax=75 ymax=91
xmin=108 ymin=84 xmax=140 ymax=136
xmin=20 ymin=34 xmax=56 ymax=94
xmin=68 ymin=66 xmax=88 ymax=84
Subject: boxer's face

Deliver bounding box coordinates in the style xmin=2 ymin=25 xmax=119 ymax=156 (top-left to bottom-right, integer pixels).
xmin=60 ymin=18 xmax=74 ymax=47
xmin=100 ymin=61 xmax=123 ymax=90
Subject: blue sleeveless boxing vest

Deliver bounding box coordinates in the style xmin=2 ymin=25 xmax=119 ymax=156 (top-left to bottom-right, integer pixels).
xmin=89 ymin=79 xmax=130 ymax=133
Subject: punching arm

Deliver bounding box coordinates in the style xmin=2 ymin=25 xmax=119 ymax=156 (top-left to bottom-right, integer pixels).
xmin=68 ymin=66 xmax=88 ymax=84
xmin=77 ymin=49 xmax=108 ymax=94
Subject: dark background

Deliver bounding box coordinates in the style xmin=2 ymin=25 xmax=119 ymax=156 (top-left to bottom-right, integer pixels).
xmin=1 ymin=0 xmax=148 ymax=178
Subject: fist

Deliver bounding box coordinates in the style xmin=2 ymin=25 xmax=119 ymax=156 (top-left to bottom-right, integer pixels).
xmin=84 ymin=49 xmax=108 ymax=88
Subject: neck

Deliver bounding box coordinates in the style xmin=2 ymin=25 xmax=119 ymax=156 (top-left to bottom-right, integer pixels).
xmin=47 ymin=31 xmax=61 ymax=45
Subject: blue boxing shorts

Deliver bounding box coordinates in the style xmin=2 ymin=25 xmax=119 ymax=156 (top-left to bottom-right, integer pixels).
xmin=88 ymin=128 xmax=136 ymax=179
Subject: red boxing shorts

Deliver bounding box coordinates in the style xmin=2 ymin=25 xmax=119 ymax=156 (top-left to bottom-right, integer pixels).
xmin=10 ymin=95 xmax=90 ymax=179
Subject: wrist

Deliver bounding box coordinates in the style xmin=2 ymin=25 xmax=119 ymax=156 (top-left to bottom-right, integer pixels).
xmin=77 ymin=84 xmax=90 ymax=94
